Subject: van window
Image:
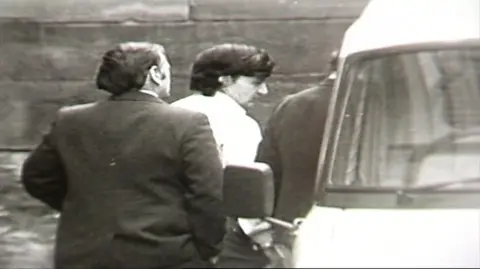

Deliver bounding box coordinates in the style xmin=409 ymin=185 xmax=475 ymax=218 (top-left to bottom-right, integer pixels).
xmin=328 ymin=48 xmax=480 ymax=188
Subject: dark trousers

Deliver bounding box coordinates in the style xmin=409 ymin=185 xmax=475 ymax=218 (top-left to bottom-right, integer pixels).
xmin=215 ymin=219 xmax=269 ymax=268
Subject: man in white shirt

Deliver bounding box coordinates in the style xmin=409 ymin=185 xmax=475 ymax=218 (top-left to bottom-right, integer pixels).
xmin=172 ymin=43 xmax=275 ymax=267
xmin=172 ymin=86 xmax=262 ymax=165
xmin=172 ymin=43 xmax=275 ymax=165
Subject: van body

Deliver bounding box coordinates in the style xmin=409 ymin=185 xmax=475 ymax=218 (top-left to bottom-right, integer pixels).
xmin=292 ymin=0 xmax=480 ymax=267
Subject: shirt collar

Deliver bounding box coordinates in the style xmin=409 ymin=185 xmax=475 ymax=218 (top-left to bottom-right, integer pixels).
xmin=139 ymin=90 xmax=159 ymax=98
xmin=189 ymin=91 xmax=246 ymax=115
xmin=211 ymin=91 xmax=246 ymax=115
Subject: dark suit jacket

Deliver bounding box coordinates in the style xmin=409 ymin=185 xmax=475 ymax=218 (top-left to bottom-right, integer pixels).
xmin=21 ymin=91 xmax=226 ymax=269
xmin=255 ymin=78 xmax=333 ymax=222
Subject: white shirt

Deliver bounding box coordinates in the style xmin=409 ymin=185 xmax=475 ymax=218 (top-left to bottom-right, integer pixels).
xmin=173 ymin=91 xmax=268 ymax=237
xmin=172 ymin=91 xmax=262 ymax=166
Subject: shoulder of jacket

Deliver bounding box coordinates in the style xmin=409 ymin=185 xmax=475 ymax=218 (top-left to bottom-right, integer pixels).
xmin=163 ymin=105 xmax=210 ymax=128
xmin=284 ymin=82 xmax=332 ymax=104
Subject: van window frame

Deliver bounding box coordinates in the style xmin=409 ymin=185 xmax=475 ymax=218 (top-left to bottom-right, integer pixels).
xmin=314 ymin=40 xmax=480 ymax=203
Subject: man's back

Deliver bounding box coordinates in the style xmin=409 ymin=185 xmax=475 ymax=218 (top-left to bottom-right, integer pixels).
xmin=23 ymin=91 xmax=225 ymax=268
xmin=172 ymin=92 xmax=262 ymax=165
xmin=256 ymin=79 xmax=333 ymax=222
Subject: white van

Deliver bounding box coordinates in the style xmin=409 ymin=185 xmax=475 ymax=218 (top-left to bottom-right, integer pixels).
xmin=224 ymin=0 xmax=480 ymax=267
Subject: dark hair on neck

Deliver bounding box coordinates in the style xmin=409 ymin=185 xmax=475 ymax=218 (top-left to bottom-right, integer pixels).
xmin=189 ymin=43 xmax=275 ymax=96
xmin=95 ymin=42 xmax=166 ymax=96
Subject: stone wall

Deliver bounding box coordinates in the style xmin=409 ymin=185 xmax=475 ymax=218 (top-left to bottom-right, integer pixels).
xmin=0 ymin=0 xmax=369 ymax=149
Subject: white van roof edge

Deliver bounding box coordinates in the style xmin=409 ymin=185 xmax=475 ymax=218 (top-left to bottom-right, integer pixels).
xmin=339 ymin=0 xmax=480 ymax=58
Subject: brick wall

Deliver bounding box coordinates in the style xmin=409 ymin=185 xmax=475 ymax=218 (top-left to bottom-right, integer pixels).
xmin=0 ymin=0 xmax=368 ymax=149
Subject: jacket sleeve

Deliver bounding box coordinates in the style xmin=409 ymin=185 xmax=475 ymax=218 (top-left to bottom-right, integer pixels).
xmin=181 ymin=113 xmax=226 ymax=260
xmin=21 ymin=118 xmax=67 ymax=211
xmin=255 ymin=97 xmax=291 ymax=206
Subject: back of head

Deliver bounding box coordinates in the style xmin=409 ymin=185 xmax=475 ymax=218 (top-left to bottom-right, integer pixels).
xmin=189 ymin=43 xmax=275 ymax=96
xmin=96 ymin=42 xmax=167 ymax=95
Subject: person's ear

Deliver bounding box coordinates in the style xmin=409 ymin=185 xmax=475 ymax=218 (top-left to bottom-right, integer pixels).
xmin=149 ymin=65 xmax=165 ymax=85
xmin=218 ymin=75 xmax=234 ymax=87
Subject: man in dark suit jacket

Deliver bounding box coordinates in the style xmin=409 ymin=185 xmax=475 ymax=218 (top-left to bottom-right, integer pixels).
xmin=215 ymin=50 xmax=338 ymax=268
xmin=256 ymin=76 xmax=334 ymax=223
xmin=21 ymin=42 xmax=226 ymax=269
xmin=257 ymin=49 xmax=338 ymax=223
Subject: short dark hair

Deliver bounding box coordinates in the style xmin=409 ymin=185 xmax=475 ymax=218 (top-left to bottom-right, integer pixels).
xmin=96 ymin=42 xmax=167 ymax=95
xmin=189 ymin=43 xmax=275 ymax=96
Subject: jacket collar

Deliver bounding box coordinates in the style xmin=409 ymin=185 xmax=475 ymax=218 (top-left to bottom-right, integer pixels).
xmin=109 ymin=90 xmax=165 ymax=104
